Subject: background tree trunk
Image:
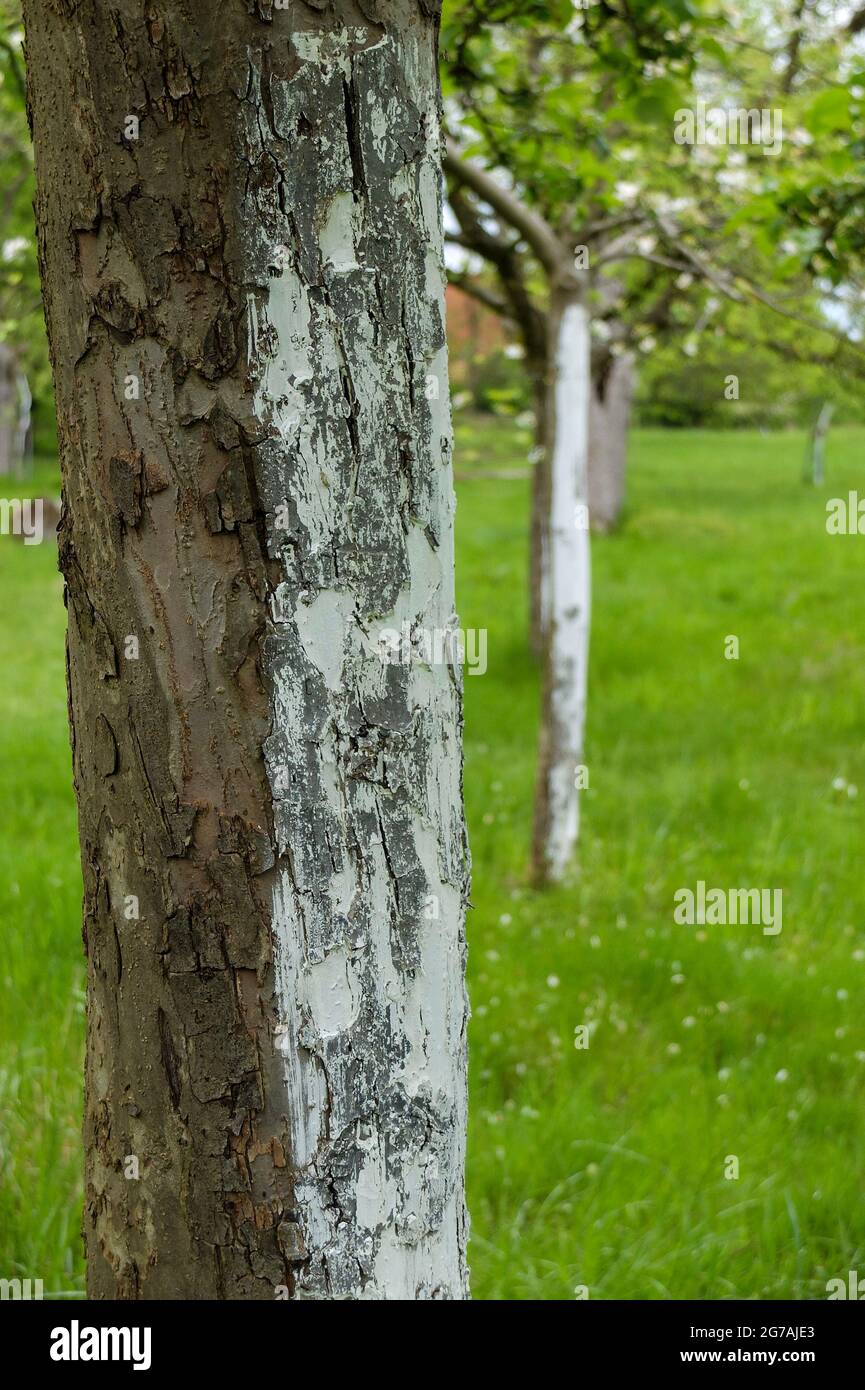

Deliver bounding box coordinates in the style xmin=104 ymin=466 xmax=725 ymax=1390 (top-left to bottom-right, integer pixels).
xmin=532 ymin=286 xmax=591 ymax=885
xmin=529 ymin=346 xmax=632 ymax=656
xmin=0 ymin=343 xmax=20 ymax=475
xmin=528 ymin=358 xmax=549 ymax=657
xmin=804 ymin=399 xmax=833 ymax=486
xmin=25 ymin=0 xmax=469 ymax=1301
xmin=588 ymin=350 xmax=634 ymax=533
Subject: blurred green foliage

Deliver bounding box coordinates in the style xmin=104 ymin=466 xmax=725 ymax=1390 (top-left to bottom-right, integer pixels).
xmin=0 ymin=4 xmax=52 ymax=413
xmin=442 ymin=0 xmax=865 ymax=424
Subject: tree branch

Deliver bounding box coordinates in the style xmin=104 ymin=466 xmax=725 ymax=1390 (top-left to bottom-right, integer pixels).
xmin=444 ymin=139 xmax=565 ymax=276
xmin=446 ymin=181 xmax=548 ymax=366
xmin=446 ymin=268 xmax=510 ymax=319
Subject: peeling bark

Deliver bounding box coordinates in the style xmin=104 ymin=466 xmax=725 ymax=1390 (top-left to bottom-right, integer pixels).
xmin=24 ymin=0 xmax=468 ymax=1300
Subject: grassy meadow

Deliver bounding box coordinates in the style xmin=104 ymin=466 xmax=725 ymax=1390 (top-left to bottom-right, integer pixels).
xmin=1 ymin=420 xmax=864 ymax=1299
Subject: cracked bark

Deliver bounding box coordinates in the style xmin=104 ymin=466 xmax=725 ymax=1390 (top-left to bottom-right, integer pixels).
xmin=24 ymin=0 xmax=468 ymax=1300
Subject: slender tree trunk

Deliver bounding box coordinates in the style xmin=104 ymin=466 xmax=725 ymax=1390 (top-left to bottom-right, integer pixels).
xmin=588 ymin=350 xmax=634 ymax=533
xmin=16 ymin=370 xmax=33 ymax=477
xmin=25 ymin=0 xmax=469 ymax=1301
xmin=529 ymin=345 xmax=632 ymax=656
xmin=804 ymin=400 xmax=833 ymax=486
xmin=0 ymin=343 xmax=17 ymax=475
xmin=532 ymin=285 xmax=591 ymax=885
xmin=528 ymin=355 xmax=549 ymax=656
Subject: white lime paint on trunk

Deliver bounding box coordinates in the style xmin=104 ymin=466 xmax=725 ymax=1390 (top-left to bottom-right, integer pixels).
xmin=241 ymin=21 xmax=469 ymax=1299
xmin=588 ymin=351 xmax=634 ymax=533
xmin=535 ymin=293 xmax=591 ymax=882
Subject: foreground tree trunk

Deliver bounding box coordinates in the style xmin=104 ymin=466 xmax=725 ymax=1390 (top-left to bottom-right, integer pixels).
xmin=532 ymin=285 xmax=591 ymax=884
xmin=25 ymin=0 xmax=469 ymax=1300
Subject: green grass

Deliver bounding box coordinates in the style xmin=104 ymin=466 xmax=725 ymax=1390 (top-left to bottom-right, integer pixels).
xmin=0 ymin=465 xmax=82 ymax=1294
xmin=2 ymin=421 xmax=864 ymax=1299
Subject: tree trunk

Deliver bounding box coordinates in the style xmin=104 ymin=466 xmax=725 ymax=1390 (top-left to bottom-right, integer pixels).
xmin=529 ymin=346 xmax=631 ymax=656
xmin=588 ymin=350 xmax=633 ymax=533
xmin=25 ymin=0 xmax=469 ymax=1301
xmin=0 ymin=343 xmax=18 ymax=475
xmin=804 ymin=400 xmax=833 ymax=486
xmin=528 ymin=356 xmax=549 ymax=657
xmin=15 ymin=369 xmax=33 ymax=477
xmin=532 ymin=286 xmax=591 ymax=885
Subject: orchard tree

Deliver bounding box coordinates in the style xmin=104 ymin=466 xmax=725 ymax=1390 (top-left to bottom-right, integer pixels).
xmin=0 ymin=5 xmax=42 ymax=469
xmin=442 ymin=0 xmax=710 ymax=884
xmin=442 ymin=0 xmax=865 ymax=885
xmin=24 ymin=0 xmax=469 ymax=1300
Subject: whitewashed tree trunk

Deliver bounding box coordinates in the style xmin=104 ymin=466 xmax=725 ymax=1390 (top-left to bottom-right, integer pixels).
xmin=241 ymin=21 xmax=469 ymax=1301
xmin=804 ymin=400 xmax=833 ymax=486
xmin=0 ymin=344 xmax=18 ymax=475
xmin=588 ymin=351 xmax=634 ymax=533
xmin=26 ymin=0 xmax=468 ymax=1300
xmin=534 ymin=347 xmax=633 ymax=646
xmin=532 ymin=286 xmax=591 ymax=884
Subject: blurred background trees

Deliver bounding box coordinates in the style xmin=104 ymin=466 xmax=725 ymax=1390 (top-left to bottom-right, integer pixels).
xmin=442 ymin=0 xmax=865 ymax=446
xmin=0 ymin=4 xmax=49 ymax=473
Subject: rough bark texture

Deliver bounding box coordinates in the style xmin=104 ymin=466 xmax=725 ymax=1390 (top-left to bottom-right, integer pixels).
xmin=531 ymin=286 xmax=591 ymax=885
xmin=24 ymin=0 xmax=469 ymax=1300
